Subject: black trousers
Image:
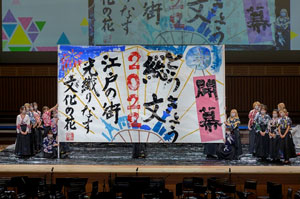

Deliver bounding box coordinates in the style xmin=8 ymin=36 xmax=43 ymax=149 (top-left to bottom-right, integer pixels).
xmin=43 ymin=147 xmax=58 ymax=158
xmin=249 ymin=125 xmax=256 ymax=154
xmin=280 ymin=131 xmax=296 ymax=161
xmin=34 ymin=127 xmax=43 ymax=151
xmin=132 ymin=143 xmax=146 ymax=158
xmin=43 ymin=126 xmax=51 ymax=138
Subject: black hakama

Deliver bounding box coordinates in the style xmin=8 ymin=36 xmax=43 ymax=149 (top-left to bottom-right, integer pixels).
xmin=249 ymin=124 xmax=256 ymax=154
xmin=43 ymin=147 xmax=58 ymax=159
xmin=280 ymin=129 xmax=296 ymax=161
xmin=255 ymin=125 xmax=269 ymax=159
xmin=43 ymin=126 xmax=51 ymax=138
xmin=269 ymin=136 xmax=281 ymax=160
xmin=233 ymin=128 xmax=243 ymax=157
xmin=204 ymin=143 xmax=219 ymax=158
xmin=34 ymin=127 xmax=43 ymax=152
xmin=30 ymin=128 xmax=35 ymax=154
xmin=217 ymin=144 xmax=236 ymax=160
xmin=217 ymin=133 xmax=236 ymax=160
xmin=15 ymin=127 xmax=32 ymax=157
xmin=132 ymin=143 xmax=147 ymax=158
xmin=269 ymin=127 xmax=280 ymax=160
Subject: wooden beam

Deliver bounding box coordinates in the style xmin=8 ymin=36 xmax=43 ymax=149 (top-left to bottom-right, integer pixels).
xmin=0 ymin=165 xmax=300 ymax=175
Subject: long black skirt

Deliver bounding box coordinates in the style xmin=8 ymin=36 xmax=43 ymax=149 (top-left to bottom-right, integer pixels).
xmin=15 ymin=133 xmax=32 ymax=156
xmin=255 ymin=132 xmax=269 ymax=158
xmin=43 ymin=147 xmax=58 ymax=159
xmin=204 ymin=143 xmax=219 ymax=156
xmin=217 ymin=144 xmax=235 ymax=160
xmin=249 ymin=124 xmax=256 ymax=154
xmin=30 ymin=129 xmax=35 ymax=154
xmin=233 ymin=128 xmax=243 ymax=157
xmin=34 ymin=127 xmax=43 ymax=151
xmin=132 ymin=143 xmax=146 ymax=158
xmin=269 ymin=135 xmax=280 ymax=160
xmin=43 ymin=126 xmax=51 ymax=138
xmin=280 ymin=131 xmax=296 ymax=161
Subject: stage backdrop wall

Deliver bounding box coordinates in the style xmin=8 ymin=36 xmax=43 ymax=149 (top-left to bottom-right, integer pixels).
xmin=57 ymin=45 xmax=225 ymax=143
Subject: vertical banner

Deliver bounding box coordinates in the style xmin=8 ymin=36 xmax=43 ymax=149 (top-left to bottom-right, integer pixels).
xmin=193 ymin=75 xmax=223 ymax=143
xmin=243 ymin=0 xmax=273 ymax=43
xmin=58 ymin=45 xmax=225 ymax=143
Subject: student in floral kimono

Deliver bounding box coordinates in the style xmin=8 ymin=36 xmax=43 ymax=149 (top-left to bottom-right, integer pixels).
xmin=268 ymin=109 xmax=280 ymax=162
xmin=225 ymin=109 xmax=242 ymax=159
xmin=27 ymin=104 xmax=37 ymax=154
xmin=33 ymin=105 xmax=43 ymax=152
xmin=278 ymin=109 xmax=296 ymax=164
xmin=255 ymin=104 xmax=271 ymax=160
xmin=42 ymin=104 xmax=58 ymax=137
xmin=43 ymin=130 xmax=58 ymax=158
xmin=248 ymin=101 xmax=261 ymax=154
xmin=15 ymin=106 xmax=32 ymax=157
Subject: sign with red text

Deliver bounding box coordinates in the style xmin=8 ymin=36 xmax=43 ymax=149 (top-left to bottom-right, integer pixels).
xmin=58 ymin=45 xmax=225 ymax=143
xmin=193 ymin=75 xmax=223 ymax=142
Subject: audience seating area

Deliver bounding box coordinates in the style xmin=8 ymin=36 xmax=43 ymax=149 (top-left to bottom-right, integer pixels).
xmin=0 ymin=176 xmax=296 ymax=199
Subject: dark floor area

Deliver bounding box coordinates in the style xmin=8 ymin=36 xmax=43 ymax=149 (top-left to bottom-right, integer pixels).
xmin=0 ymin=143 xmax=300 ymax=166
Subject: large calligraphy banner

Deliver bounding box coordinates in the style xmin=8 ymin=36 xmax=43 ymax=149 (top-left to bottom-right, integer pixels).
xmin=58 ymin=45 xmax=225 ymax=143
xmin=92 ymin=0 xmax=287 ymax=49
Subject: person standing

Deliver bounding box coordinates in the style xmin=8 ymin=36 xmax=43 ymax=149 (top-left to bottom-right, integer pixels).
xmin=248 ymin=101 xmax=261 ymax=154
xmin=278 ymin=109 xmax=296 ymax=164
xmin=225 ymin=109 xmax=242 ymax=159
xmin=255 ymin=105 xmax=271 ymax=160
xmin=268 ymin=109 xmax=280 ymax=162
xmin=15 ymin=106 xmax=32 ymax=157
xmin=42 ymin=104 xmax=58 ymax=137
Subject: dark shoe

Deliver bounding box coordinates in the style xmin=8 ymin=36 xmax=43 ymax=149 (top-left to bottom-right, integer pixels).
xmin=206 ymin=155 xmax=217 ymax=159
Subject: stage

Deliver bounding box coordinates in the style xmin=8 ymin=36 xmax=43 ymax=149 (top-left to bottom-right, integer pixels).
xmin=0 ymin=143 xmax=300 ymax=174
xmin=0 ymin=143 xmax=300 ymax=197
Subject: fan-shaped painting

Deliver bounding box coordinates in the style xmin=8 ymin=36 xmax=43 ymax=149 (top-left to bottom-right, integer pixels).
xmin=57 ymin=45 xmax=225 ymax=143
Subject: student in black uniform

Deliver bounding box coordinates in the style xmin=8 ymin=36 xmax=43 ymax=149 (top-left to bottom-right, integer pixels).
xmin=225 ymin=109 xmax=242 ymax=159
xmin=255 ymin=104 xmax=271 ymax=160
xmin=15 ymin=106 xmax=32 ymax=157
xmin=217 ymin=129 xmax=236 ymax=160
xmin=278 ymin=109 xmax=296 ymax=164
xmin=268 ymin=109 xmax=280 ymax=162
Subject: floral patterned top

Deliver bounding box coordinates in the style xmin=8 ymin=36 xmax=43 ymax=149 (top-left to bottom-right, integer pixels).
xmin=43 ymin=137 xmax=57 ymax=153
xmin=278 ymin=116 xmax=292 ymax=130
xmin=16 ymin=114 xmax=30 ymax=134
xmin=51 ymin=118 xmax=58 ymax=135
xmin=268 ymin=118 xmax=279 ymax=135
xmin=255 ymin=113 xmax=271 ymax=133
xmin=42 ymin=111 xmax=51 ymax=127
xmin=27 ymin=111 xmax=36 ymax=125
xmin=33 ymin=111 xmax=41 ymax=126
xmin=248 ymin=109 xmax=258 ymax=127
xmin=36 ymin=110 xmax=41 ymax=116
xmin=226 ymin=117 xmax=240 ymax=130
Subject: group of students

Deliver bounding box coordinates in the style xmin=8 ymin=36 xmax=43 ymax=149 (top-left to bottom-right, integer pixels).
xmin=210 ymin=102 xmax=296 ymax=164
xmin=15 ymin=103 xmax=59 ymax=158
xmin=15 ymin=101 xmax=296 ymax=163
xmin=205 ymin=101 xmax=296 ymax=164
xmin=248 ymin=102 xmax=296 ymax=164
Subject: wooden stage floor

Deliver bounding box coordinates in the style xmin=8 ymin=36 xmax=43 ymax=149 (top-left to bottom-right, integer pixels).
xmin=1 ymin=143 xmax=300 ymax=198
